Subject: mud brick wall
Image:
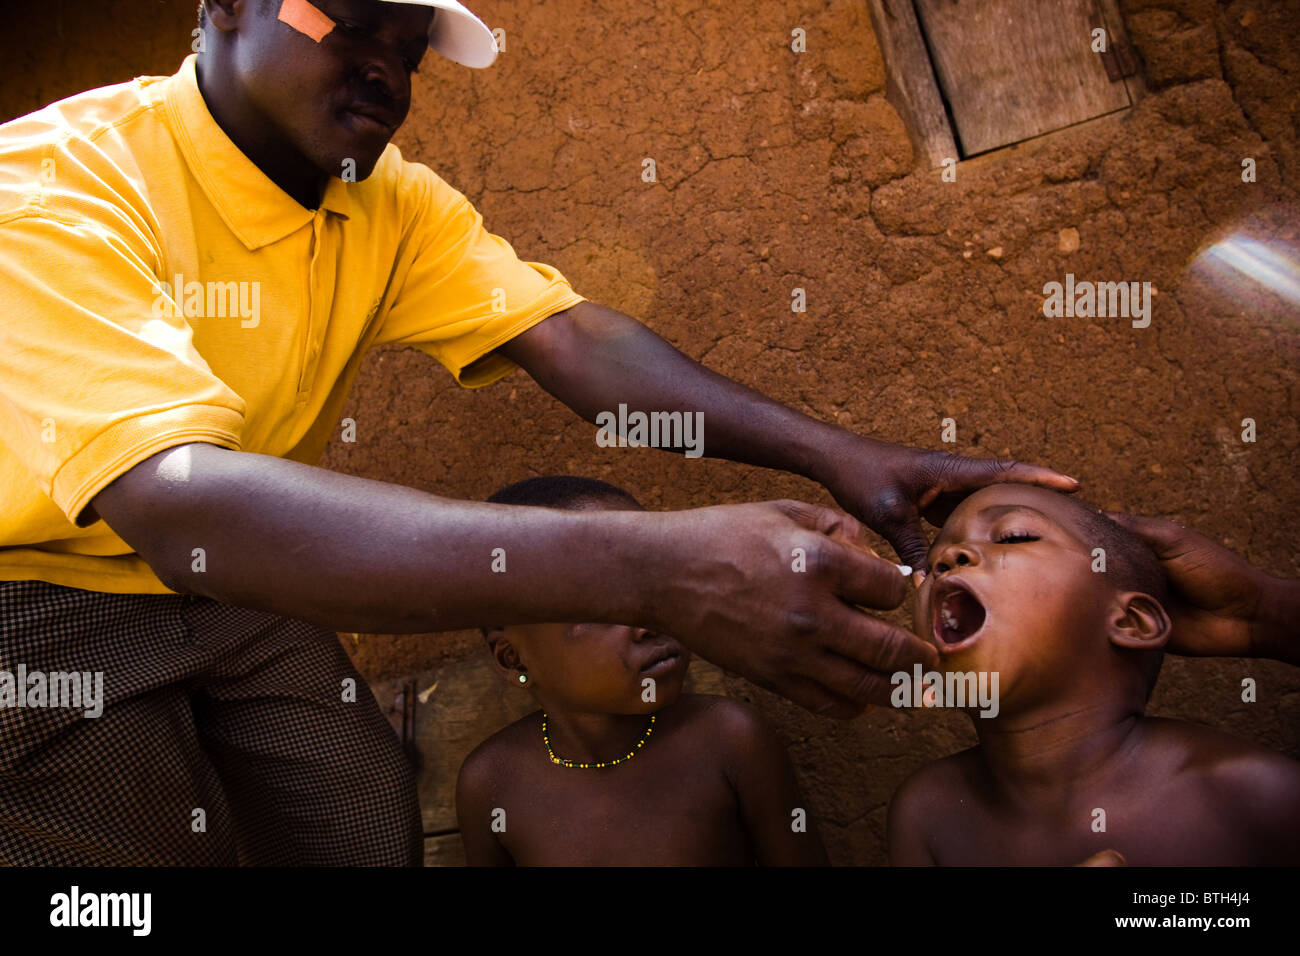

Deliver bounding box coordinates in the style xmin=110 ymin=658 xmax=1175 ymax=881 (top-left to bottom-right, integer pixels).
xmin=5 ymin=0 xmax=1297 ymax=864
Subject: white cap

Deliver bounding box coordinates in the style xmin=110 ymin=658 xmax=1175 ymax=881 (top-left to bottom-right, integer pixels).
xmin=380 ymin=0 xmax=499 ymax=68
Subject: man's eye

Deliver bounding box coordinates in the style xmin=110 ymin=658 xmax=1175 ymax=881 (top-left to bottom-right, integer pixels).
xmin=996 ymin=531 xmax=1039 ymax=544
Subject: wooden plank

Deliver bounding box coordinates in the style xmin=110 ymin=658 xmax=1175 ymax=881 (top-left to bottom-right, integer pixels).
xmin=1096 ymin=0 xmax=1145 ymax=100
xmin=368 ymin=673 xmax=417 ymax=759
xmin=423 ymin=832 xmax=467 ymax=867
xmin=866 ymin=0 xmax=959 ymax=169
xmin=913 ymin=0 xmax=1131 ymax=156
xmin=411 ymin=656 xmax=536 ymax=834
xmin=684 ymin=657 xmax=729 ymax=696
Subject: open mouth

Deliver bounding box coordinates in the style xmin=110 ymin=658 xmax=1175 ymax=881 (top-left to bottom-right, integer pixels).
xmin=931 ymin=579 xmax=987 ymax=651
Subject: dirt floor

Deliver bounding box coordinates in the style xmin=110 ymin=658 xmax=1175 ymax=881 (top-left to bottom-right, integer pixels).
xmin=5 ymin=0 xmax=1298 ymax=864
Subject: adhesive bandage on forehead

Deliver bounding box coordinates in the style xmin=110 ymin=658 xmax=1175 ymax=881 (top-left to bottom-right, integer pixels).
xmin=277 ymin=0 xmax=336 ymax=42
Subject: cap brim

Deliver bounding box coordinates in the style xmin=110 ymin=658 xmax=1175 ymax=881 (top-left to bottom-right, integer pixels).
xmin=380 ymin=0 xmax=499 ymax=69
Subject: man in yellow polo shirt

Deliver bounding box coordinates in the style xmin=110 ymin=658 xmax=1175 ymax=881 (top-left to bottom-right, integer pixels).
xmin=0 ymin=0 xmax=1075 ymax=864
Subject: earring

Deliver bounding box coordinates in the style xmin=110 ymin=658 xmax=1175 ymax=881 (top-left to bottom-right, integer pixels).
xmin=518 ymin=673 xmax=528 ymax=684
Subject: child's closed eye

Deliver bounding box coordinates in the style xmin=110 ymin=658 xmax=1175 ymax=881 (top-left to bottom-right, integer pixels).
xmin=996 ymin=531 xmax=1040 ymax=544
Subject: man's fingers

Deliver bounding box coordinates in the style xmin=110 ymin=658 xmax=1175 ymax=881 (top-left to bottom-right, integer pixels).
xmin=918 ymin=490 xmax=969 ymax=528
xmin=875 ymin=514 xmax=933 ymax=573
xmin=775 ymin=498 xmax=917 ymax=588
xmin=1103 ymin=510 xmax=1192 ymax=558
xmin=769 ymin=674 xmax=870 ymax=719
xmin=745 ymin=664 xmax=868 ymax=719
xmin=775 ymin=498 xmax=875 ymax=549
xmin=994 ymin=460 xmax=1082 ymax=493
xmin=919 ymin=457 xmax=1080 ymax=509
xmin=800 ymin=651 xmax=901 ymax=710
xmin=1105 ymin=509 xmax=1179 ymax=541
xmin=820 ymin=603 xmax=938 ymax=676
xmin=828 ymin=540 xmax=910 ymax=609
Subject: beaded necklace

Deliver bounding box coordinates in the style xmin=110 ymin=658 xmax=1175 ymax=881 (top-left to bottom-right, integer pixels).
xmin=542 ymin=713 xmax=655 ymax=769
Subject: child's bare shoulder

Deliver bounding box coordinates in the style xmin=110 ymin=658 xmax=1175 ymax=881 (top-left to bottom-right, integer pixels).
xmin=1148 ymin=717 xmax=1300 ymax=818
xmin=669 ymin=694 xmax=780 ymax=747
xmin=887 ymin=748 xmax=983 ymax=864
xmin=891 ymin=747 xmax=983 ymax=814
xmin=1146 ymin=716 xmax=1298 ymax=773
xmin=457 ymin=710 xmax=542 ymax=793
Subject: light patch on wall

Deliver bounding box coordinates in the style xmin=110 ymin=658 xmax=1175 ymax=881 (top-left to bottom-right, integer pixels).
xmin=1191 ymin=235 xmax=1300 ymax=311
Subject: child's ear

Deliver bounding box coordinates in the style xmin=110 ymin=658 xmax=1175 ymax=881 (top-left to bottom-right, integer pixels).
xmin=486 ymin=629 xmax=524 ymax=677
xmin=1106 ymin=592 xmax=1171 ymax=652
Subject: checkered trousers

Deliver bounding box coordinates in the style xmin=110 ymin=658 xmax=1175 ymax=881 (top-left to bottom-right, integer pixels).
xmin=0 ymin=580 xmax=421 ymax=866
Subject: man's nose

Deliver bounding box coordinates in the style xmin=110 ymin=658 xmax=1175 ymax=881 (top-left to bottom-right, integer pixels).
xmin=359 ymin=52 xmax=409 ymax=105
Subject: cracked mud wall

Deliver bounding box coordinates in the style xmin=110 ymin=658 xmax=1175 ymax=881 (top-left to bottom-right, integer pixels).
xmin=5 ymin=0 xmax=1298 ymax=864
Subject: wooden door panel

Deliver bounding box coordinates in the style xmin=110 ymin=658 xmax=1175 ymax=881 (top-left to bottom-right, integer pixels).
xmin=914 ymin=0 xmax=1132 ymax=155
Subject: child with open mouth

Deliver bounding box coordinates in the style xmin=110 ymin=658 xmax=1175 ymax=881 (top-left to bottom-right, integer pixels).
xmin=889 ymin=483 xmax=1300 ymax=865
xmin=456 ymin=476 xmax=827 ymax=866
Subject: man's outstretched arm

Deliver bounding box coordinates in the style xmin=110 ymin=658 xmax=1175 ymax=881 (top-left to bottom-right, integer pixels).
xmin=498 ymin=301 xmax=1079 ymax=572
xmin=90 ymin=442 xmax=936 ymax=716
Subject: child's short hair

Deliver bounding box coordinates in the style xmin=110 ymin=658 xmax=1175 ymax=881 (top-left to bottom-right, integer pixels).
xmin=1063 ymin=497 xmax=1167 ymax=602
xmin=1058 ymin=494 xmax=1168 ymax=697
xmin=486 ymin=475 xmax=641 ymax=511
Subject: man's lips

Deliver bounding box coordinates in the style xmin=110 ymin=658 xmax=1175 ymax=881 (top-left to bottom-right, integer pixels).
xmin=929 ymin=576 xmax=987 ymax=653
xmin=341 ymin=103 xmax=401 ymax=135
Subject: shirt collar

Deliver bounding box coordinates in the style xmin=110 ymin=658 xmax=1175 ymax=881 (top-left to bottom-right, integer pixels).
xmin=162 ymin=54 xmax=352 ymax=251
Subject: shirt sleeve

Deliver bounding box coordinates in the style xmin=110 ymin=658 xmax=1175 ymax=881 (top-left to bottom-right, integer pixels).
xmin=374 ymin=162 xmax=587 ymax=388
xmin=0 ymin=210 xmax=246 ymax=527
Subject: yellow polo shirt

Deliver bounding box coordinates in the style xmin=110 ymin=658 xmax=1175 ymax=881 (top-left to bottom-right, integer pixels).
xmin=0 ymin=54 xmax=586 ymax=594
